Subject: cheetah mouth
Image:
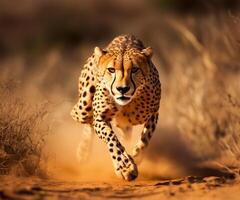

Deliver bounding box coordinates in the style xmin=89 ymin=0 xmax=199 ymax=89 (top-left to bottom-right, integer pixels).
xmin=115 ymin=96 xmax=132 ymax=105
xmin=117 ymin=96 xmax=131 ymax=101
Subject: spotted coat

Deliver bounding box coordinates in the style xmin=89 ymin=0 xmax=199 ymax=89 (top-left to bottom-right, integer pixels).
xmin=71 ymin=35 xmax=161 ymax=181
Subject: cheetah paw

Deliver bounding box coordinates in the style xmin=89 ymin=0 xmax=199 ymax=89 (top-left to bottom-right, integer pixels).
xmin=113 ymin=152 xmax=138 ymax=181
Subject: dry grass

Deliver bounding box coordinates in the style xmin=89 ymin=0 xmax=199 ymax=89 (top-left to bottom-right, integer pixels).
xmin=160 ymin=13 xmax=240 ymax=174
xmin=0 ymin=80 xmax=49 ymax=176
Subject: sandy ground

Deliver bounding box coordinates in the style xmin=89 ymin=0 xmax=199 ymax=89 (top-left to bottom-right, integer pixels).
xmin=0 ymin=175 xmax=239 ymax=200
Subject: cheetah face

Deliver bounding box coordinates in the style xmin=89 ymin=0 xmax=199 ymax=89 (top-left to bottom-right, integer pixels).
xmin=106 ymin=66 xmax=138 ymax=106
xmin=95 ymin=47 xmax=153 ymax=106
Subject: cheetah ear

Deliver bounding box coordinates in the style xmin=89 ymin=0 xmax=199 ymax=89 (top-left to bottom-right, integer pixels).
xmin=94 ymin=47 xmax=104 ymax=59
xmin=142 ymin=47 xmax=153 ymax=58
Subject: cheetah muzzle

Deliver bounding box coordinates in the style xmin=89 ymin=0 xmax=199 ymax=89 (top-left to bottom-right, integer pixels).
xmin=71 ymin=34 xmax=161 ymax=181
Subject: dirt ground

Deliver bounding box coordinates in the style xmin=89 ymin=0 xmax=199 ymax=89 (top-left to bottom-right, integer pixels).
xmin=0 ymin=175 xmax=239 ymax=200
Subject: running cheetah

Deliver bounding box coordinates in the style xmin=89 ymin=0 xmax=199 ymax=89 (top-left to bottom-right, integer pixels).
xmin=71 ymin=35 xmax=161 ymax=181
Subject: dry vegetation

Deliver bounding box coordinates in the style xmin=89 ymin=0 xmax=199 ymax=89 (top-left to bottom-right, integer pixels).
xmin=0 ymin=80 xmax=49 ymax=176
xmin=164 ymin=14 xmax=240 ymax=172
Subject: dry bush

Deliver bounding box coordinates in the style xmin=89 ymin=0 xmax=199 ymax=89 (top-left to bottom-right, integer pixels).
xmin=0 ymin=80 xmax=49 ymax=176
xmin=159 ymin=13 xmax=240 ymax=173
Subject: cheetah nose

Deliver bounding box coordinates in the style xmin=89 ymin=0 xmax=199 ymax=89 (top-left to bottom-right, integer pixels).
xmin=116 ymin=86 xmax=130 ymax=94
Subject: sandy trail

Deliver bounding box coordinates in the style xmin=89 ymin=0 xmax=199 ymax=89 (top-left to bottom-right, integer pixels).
xmin=0 ymin=175 xmax=239 ymax=200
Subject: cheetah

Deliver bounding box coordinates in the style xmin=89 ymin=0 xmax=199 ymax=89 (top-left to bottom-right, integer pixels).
xmin=71 ymin=35 xmax=161 ymax=181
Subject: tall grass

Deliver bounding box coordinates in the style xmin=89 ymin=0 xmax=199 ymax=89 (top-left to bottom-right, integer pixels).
xmin=159 ymin=13 xmax=240 ymax=173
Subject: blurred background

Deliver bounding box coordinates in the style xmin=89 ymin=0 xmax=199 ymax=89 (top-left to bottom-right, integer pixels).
xmin=0 ymin=0 xmax=239 ymax=55
xmin=0 ymin=0 xmax=240 ymax=179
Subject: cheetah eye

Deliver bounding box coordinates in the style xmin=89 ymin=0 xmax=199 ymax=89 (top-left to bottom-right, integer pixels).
xmin=131 ymin=67 xmax=139 ymax=73
xmin=107 ymin=68 xmax=115 ymax=73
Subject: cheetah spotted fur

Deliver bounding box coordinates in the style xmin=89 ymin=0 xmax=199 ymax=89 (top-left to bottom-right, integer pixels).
xmin=71 ymin=35 xmax=161 ymax=181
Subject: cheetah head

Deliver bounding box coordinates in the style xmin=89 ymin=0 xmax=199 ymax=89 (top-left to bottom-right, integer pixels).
xmin=94 ymin=47 xmax=153 ymax=106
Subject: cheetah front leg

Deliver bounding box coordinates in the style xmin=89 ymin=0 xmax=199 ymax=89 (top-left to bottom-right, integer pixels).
xmin=93 ymin=116 xmax=138 ymax=181
xmin=132 ymin=112 xmax=159 ymax=164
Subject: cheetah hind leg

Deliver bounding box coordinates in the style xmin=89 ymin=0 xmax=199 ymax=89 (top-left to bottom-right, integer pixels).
xmin=76 ymin=125 xmax=94 ymax=163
